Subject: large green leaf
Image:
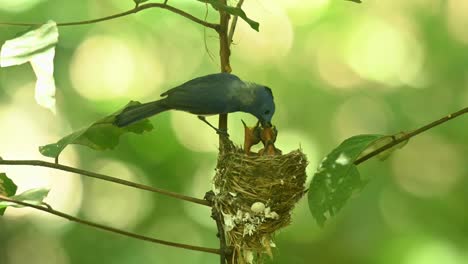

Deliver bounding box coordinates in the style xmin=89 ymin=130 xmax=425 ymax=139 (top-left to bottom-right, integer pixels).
xmin=198 ymin=0 xmax=259 ymax=31
xmin=0 ymin=188 xmax=50 ymax=209
xmin=359 ymin=132 xmax=409 ymax=161
xmin=308 ymin=134 xmax=384 ymax=226
xmin=0 ymin=20 xmax=58 ymax=113
xmin=39 ymin=101 xmax=154 ymax=159
xmin=0 ymin=173 xmax=18 ymax=215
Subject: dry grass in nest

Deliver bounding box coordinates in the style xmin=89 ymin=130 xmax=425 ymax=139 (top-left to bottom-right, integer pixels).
xmin=212 ymin=139 xmax=308 ymax=263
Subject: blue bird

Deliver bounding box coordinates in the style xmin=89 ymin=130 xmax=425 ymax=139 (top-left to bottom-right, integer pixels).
xmin=114 ymin=73 xmax=275 ymax=134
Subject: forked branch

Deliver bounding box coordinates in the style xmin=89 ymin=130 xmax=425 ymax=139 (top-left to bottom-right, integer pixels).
xmin=0 ymin=159 xmax=210 ymax=207
xmin=0 ymin=2 xmax=220 ymax=32
xmin=355 ymin=106 xmax=468 ymax=165
xmin=0 ymin=195 xmax=219 ymax=255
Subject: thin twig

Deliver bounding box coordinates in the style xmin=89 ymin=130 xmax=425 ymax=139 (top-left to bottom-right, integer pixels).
xmin=0 ymin=159 xmax=210 ymax=207
xmin=203 ymin=2 xmax=217 ymax=64
xmin=213 ymin=209 xmax=231 ymax=263
xmin=355 ymin=106 xmax=468 ymax=165
xmin=227 ymin=0 xmax=245 ymax=45
xmin=0 ymin=3 xmax=220 ymax=32
xmin=0 ymin=195 xmax=220 ymax=255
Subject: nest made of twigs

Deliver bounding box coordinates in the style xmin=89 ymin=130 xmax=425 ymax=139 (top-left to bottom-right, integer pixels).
xmin=212 ymin=139 xmax=308 ymax=264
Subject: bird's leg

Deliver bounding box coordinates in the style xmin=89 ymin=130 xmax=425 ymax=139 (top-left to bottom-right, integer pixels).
xmin=197 ymin=116 xmax=229 ymax=137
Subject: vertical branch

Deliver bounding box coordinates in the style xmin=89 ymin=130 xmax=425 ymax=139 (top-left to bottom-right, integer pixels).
xmin=218 ymin=0 xmax=232 ymax=140
xmin=215 ymin=3 xmax=232 ymax=264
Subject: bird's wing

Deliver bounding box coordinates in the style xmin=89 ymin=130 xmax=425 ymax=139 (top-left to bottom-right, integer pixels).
xmin=159 ymin=73 xmax=244 ymax=115
xmin=160 ymin=73 xmax=242 ymax=97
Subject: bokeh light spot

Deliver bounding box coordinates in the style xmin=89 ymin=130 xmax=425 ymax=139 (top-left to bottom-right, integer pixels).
xmin=314 ymin=36 xmax=364 ymax=90
xmin=332 ymin=96 xmax=392 ymax=141
xmin=145 ymin=19 xmax=205 ymax=84
xmin=185 ymin=161 xmax=217 ymax=229
xmin=81 ymin=160 xmax=153 ymax=230
xmin=234 ymin=0 xmax=294 ymax=64
xmin=0 ymin=83 xmax=82 ymax=229
xmin=70 ymin=34 xmax=165 ymax=101
xmin=170 ymin=111 xmax=218 ymax=153
xmin=345 ymin=17 xmax=424 ymax=87
xmin=391 ymin=135 xmax=462 ymax=197
xmin=404 ymin=240 xmax=463 ymax=264
xmin=0 ymin=0 xmax=43 ymax=12
xmin=277 ymin=0 xmax=329 ymax=26
xmin=447 ymin=0 xmax=468 ymax=44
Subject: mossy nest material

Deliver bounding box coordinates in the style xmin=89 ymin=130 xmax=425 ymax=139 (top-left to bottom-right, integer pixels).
xmin=212 ymin=139 xmax=308 ymax=263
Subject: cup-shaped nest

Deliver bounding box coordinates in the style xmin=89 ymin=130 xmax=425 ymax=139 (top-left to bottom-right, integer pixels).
xmin=212 ymin=139 xmax=308 ymax=263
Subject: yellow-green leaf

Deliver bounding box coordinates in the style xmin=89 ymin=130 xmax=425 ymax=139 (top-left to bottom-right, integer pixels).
xmin=39 ymin=101 xmax=154 ymax=159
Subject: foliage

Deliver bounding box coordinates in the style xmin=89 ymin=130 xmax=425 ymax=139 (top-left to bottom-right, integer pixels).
xmin=39 ymin=101 xmax=154 ymax=159
xmin=0 ymin=173 xmax=18 ymax=215
xmin=0 ymin=20 xmax=58 ymax=112
xmin=308 ymin=135 xmax=384 ymax=226
xmin=0 ymin=188 xmax=50 ymax=210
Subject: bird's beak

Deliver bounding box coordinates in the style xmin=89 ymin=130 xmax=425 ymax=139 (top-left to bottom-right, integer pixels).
xmin=260 ymin=120 xmax=272 ymax=128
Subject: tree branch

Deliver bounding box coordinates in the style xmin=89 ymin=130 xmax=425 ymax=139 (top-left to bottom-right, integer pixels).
xmin=355 ymin=106 xmax=468 ymax=165
xmin=228 ymin=0 xmax=244 ymax=45
xmin=0 ymin=159 xmax=211 ymax=207
xmin=227 ymin=0 xmax=245 ymax=45
xmin=0 ymin=3 xmax=220 ymax=32
xmin=217 ymin=0 xmax=231 ymax=140
xmin=213 ymin=2 xmax=232 ymax=264
xmin=0 ymin=195 xmax=220 ymax=255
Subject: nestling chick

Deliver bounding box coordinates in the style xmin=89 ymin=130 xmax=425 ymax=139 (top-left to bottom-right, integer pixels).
xmin=242 ymin=120 xmax=262 ymax=154
xmin=259 ymin=125 xmax=282 ymax=156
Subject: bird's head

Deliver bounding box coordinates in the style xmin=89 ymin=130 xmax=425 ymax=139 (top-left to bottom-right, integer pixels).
xmin=248 ymin=86 xmax=275 ymax=127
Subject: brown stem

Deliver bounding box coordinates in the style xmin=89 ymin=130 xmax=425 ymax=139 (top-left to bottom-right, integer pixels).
xmin=0 ymin=195 xmax=220 ymax=255
xmin=0 ymin=159 xmax=210 ymax=207
xmin=214 ymin=2 xmax=232 ymax=264
xmin=0 ymin=3 xmax=220 ymax=32
xmin=355 ymin=106 xmax=468 ymax=165
xmin=217 ymin=0 xmax=232 ymax=142
xmin=227 ymin=0 xmax=245 ymax=45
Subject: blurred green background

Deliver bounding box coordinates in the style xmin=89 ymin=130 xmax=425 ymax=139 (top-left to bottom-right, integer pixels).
xmin=1 ymin=0 xmax=468 ymax=263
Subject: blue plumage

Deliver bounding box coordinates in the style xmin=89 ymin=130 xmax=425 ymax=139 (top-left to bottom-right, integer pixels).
xmin=114 ymin=73 xmax=275 ymax=128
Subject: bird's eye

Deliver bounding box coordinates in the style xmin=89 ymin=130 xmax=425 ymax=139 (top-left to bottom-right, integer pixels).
xmin=264 ymin=110 xmax=270 ymax=115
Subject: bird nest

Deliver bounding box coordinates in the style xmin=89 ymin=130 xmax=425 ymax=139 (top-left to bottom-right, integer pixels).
xmin=212 ymin=139 xmax=308 ymax=264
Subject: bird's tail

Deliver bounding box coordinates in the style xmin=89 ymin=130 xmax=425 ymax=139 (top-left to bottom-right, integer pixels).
xmin=114 ymin=100 xmax=168 ymax=127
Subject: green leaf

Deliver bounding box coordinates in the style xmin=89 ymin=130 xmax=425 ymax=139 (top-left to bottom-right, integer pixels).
xmin=198 ymin=0 xmax=259 ymax=31
xmin=0 ymin=173 xmax=18 ymax=215
xmin=39 ymin=101 xmax=154 ymax=159
xmin=308 ymin=134 xmax=384 ymax=226
xmin=0 ymin=20 xmax=58 ymax=113
xmin=359 ymin=132 xmax=409 ymax=161
xmin=0 ymin=188 xmax=50 ymax=209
